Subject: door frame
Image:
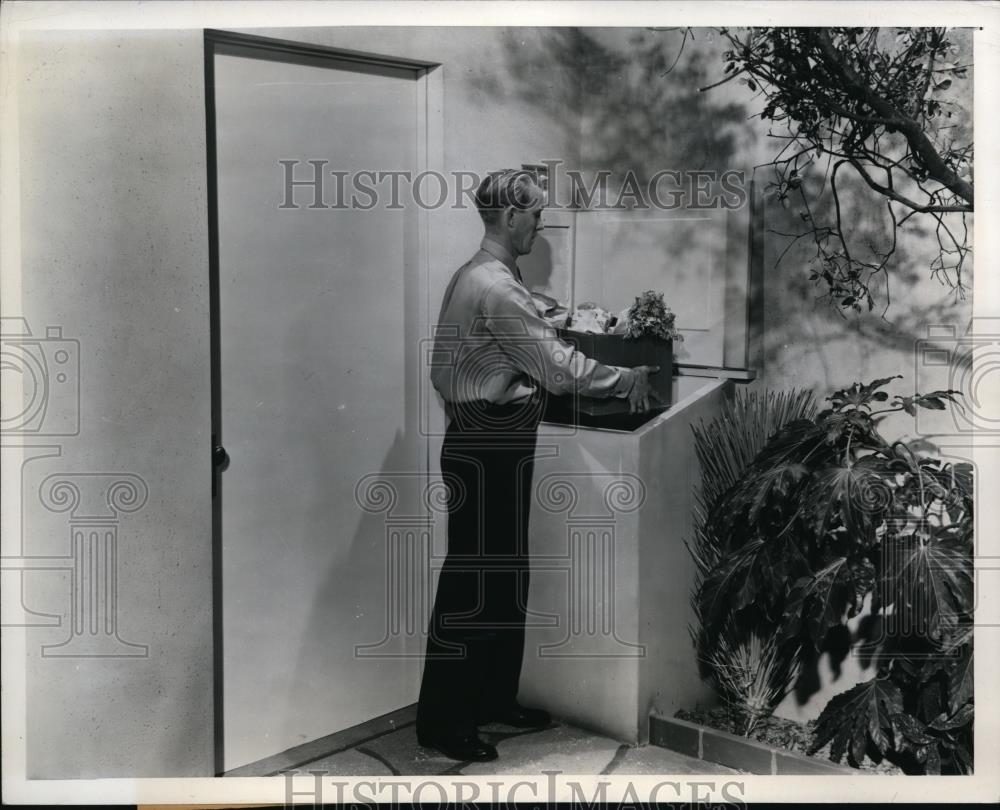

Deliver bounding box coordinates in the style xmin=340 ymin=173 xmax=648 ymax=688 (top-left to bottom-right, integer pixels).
xmin=203 ymin=28 xmax=442 ymax=775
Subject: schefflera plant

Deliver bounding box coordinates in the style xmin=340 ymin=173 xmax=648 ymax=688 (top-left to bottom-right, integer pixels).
xmin=694 ymin=376 xmax=973 ymax=774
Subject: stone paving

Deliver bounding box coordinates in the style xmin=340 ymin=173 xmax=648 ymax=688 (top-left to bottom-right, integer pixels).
xmin=279 ymin=718 xmax=741 ymax=776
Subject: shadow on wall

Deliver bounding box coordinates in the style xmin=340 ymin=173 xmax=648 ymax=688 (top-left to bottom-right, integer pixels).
xmin=757 ymin=168 xmax=973 ymax=400
xmin=258 ymin=299 xmax=425 ymax=759
xmin=518 ymin=231 xmax=553 ymax=294
xmin=285 ymin=426 xmax=422 ymax=752
xmin=468 ymin=27 xmax=756 ymax=365
xmin=747 ymin=26 xmax=974 ymax=412
xmin=468 ymin=27 xmax=750 ymax=184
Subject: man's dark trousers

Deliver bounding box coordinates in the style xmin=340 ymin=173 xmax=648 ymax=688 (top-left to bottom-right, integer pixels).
xmin=416 ymin=397 xmax=542 ymax=739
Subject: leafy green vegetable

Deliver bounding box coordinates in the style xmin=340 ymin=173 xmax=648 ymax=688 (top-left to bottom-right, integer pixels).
xmin=624 ymin=290 xmax=684 ymax=342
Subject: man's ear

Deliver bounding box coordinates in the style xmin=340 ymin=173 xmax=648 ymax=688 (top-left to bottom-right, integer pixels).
xmin=502 ymin=206 xmax=517 ymax=229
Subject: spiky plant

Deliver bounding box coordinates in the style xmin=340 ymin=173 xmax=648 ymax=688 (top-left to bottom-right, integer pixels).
xmin=701 ymin=619 xmax=801 ymax=736
xmin=693 ymin=387 xmax=819 ymax=508
xmin=686 ymin=387 xmax=818 ymax=662
xmin=685 ymin=387 xmax=816 ymax=732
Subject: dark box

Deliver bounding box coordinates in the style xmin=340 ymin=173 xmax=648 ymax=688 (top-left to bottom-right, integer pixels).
xmin=541 ymin=329 xmax=673 ymax=429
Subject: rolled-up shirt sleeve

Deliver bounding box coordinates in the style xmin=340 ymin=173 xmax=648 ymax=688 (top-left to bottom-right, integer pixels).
xmin=483 ymin=278 xmax=637 ymax=399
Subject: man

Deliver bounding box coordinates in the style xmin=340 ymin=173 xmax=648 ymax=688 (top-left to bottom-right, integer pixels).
xmin=416 ymin=168 xmax=659 ymax=762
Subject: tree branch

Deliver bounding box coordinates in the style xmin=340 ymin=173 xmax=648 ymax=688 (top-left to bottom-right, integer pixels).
xmin=847 ymin=158 xmax=970 ymax=213
xmin=813 ymin=29 xmax=974 ymax=206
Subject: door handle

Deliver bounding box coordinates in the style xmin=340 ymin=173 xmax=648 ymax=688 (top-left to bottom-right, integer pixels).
xmin=213 ymin=444 xmax=230 ymax=471
xmin=212 ymin=438 xmax=229 ymax=498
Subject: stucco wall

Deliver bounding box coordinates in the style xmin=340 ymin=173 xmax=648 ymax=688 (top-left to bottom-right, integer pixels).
xmin=15 ymin=28 xmax=215 ymax=777
xmin=636 ymin=378 xmax=731 ymax=741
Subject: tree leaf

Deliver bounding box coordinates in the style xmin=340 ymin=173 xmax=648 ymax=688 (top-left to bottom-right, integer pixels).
xmin=929 ymin=701 xmax=973 ymax=732
xmin=796 ymin=455 xmax=890 ymax=544
xmin=781 ymin=556 xmax=874 ymax=649
xmin=867 ymin=696 xmax=891 ymax=752
xmin=700 ymin=533 xmax=808 ymax=636
xmin=698 ymin=537 xmax=768 ymax=631
xmin=949 ymin=641 xmax=973 ymax=711
xmin=783 ymin=564 xmax=838 ymax=647
xmin=953 ymin=741 xmax=974 ymax=773
xmin=890 ymin=711 xmax=936 ymax=749
xmin=950 ymin=462 xmax=974 ymax=502
xmin=707 ymin=418 xmax=827 ymax=543
xmin=881 ymin=532 xmax=973 ymax=640
xmin=924 ymin=743 xmax=942 ymax=774
xmin=811 ymin=677 xmax=903 ymax=766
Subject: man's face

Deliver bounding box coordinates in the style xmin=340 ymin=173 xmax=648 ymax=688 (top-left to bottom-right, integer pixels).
xmin=508 ymin=182 xmax=545 ymax=256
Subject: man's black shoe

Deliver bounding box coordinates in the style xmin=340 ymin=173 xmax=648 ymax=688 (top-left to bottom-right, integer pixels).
xmin=417 ymin=732 xmax=498 ymax=762
xmin=479 ymin=703 xmax=552 ymax=729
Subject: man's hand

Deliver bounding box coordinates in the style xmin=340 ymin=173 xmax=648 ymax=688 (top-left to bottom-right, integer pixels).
xmin=627 ymin=365 xmax=662 ymax=414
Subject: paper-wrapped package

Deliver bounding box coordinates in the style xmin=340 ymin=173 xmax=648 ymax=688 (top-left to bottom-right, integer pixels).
xmin=567 ymin=302 xmax=613 ymax=334
xmin=608 ymin=307 xmax=631 ymax=336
